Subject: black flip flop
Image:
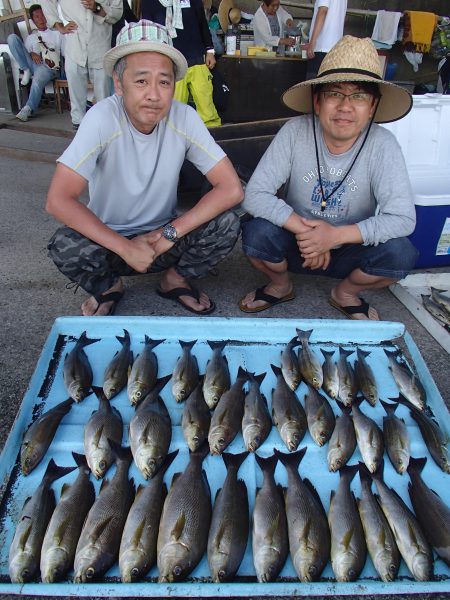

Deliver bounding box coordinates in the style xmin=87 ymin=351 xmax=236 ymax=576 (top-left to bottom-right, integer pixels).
xmin=329 ymin=296 xmax=379 ymax=320
xmin=156 ymin=286 xmax=216 ymax=315
xmin=239 ymin=286 xmax=295 ymax=313
xmin=92 ymin=290 xmax=124 ymax=316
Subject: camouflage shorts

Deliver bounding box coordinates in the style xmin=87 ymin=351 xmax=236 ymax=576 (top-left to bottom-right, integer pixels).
xmin=47 ymin=211 xmax=240 ymax=296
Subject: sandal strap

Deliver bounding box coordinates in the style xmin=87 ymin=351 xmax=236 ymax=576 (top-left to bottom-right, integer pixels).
xmin=342 ymin=297 xmax=370 ymax=316
xmin=253 ymin=286 xmax=285 ymax=304
xmin=93 ymin=291 xmax=124 ymax=305
xmin=161 ymin=286 xmax=200 ymax=301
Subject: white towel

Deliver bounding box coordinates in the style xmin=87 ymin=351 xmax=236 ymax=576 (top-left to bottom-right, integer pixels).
xmin=372 ymin=10 xmax=402 ymax=46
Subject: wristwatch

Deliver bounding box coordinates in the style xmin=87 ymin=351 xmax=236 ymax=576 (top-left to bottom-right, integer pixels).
xmin=95 ymin=3 xmax=102 ymax=12
xmin=162 ymin=223 xmax=178 ymax=243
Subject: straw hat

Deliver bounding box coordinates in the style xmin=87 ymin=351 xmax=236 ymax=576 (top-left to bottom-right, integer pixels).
xmin=282 ymin=36 xmax=413 ymax=123
xmin=104 ymin=20 xmax=188 ymax=81
xmin=218 ymin=0 xmax=241 ymax=32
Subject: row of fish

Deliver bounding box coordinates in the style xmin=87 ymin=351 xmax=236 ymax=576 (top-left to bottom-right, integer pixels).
xmin=9 ymin=441 xmax=450 ymax=585
xmin=421 ymin=287 xmax=450 ymax=330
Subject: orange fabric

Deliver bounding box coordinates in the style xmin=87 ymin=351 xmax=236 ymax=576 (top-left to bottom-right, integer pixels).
xmin=403 ymin=11 xmax=438 ymax=53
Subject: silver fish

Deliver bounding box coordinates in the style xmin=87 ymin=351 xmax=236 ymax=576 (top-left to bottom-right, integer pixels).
xmin=276 ymin=447 xmax=330 ymax=582
xmin=357 ymin=463 xmax=400 ymax=582
xmin=304 ymin=384 xmax=335 ymax=447
xmin=40 ymin=453 xmax=95 ymax=583
xmin=203 ymin=340 xmax=230 ymax=410
xmin=352 ymin=399 xmax=384 ymax=474
xmin=242 ymin=372 xmax=271 ymax=452
xmin=336 ymin=347 xmax=357 ymax=406
xmin=281 ymin=336 xmax=301 ymax=391
xmin=421 ymin=294 xmax=450 ymax=327
xmin=129 ymin=375 xmax=172 ymax=479
xmin=354 ymin=348 xmax=378 ymax=407
xmin=327 ymin=402 xmax=356 ymax=472
xmin=127 ymin=336 xmax=164 ymax=406
xmin=407 ymin=456 xmax=450 ymax=568
xmin=21 ymin=397 xmax=74 ymax=476
xmin=384 ymin=349 xmax=426 ymax=411
xmin=63 ymin=331 xmax=99 ymax=402
xmin=321 ymin=349 xmax=339 ymax=400
xmin=74 ymin=442 xmax=135 ymax=583
xmin=328 ymin=464 xmax=366 ymax=582
xmin=182 ymin=380 xmax=211 ymax=452
xmin=296 ymin=328 xmax=323 ymax=390
xmin=119 ymin=450 xmax=178 ymax=582
xmin=430 ymin=286 xmax=450 ymax=314
xmin=157 ymin=444 xmax=211 ymax=582
xmin=380 ymin=400 xmax=410 ymax=474
xmin=252 ymin=454 xmax=288 ymax=583
xmin=371 ymin=461 xmax=433 ymax=581
xmin=271 ymin=364 xmax=307 ymax=452
xmin=207 ymin=451 xmax=249 ymax=582
xmin=9 ymin=459 xmax=75 ymax=583
xmin=84 ymin=386 xmax=123 ymax=479
xmin=103 ymin=329 xmax=132 ymax=400
xmin=172 ymin=340 xmax=199 ymax=402
xmin=208 ymin=366 xmax=248 ymax=455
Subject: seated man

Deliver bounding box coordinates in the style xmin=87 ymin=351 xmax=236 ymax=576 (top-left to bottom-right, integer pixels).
xmin=46 ymin=20 xmax=243 ymax=316
xmin=7 ymin=3 xmax=62 ymax=121
xmin=239 ymin=35 xmax=418 ymax=320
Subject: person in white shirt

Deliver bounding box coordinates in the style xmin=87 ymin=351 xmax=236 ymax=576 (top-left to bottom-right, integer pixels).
xmin=253 ymin=0 xmax=295 ymax=51
xmin=7 ymin=4 xmax=62 ymax=121
xmin=40 ymin=0 xmax=122 ymax=129
xmin=304 ymin=0 xmax=347 ymax=78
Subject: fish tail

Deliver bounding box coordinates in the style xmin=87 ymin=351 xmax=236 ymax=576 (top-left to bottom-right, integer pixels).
xmin=296 ymin=328 xmax=313 ymax=342
xmin=190 ymin=440 xmax=210 ymax=462
xmin=157 ymin=449 xmax=179 ymax=477
xmin=340 ymin=463 xmax=359 ymax=484
xmin=336 ymin=400 xmax=351 ymax=415
xmin=207 ymin=340 xmax=228 ymax=351
xmin=274 ymin=446 xmax=307 ymax=471
xmin=237 ymin=365 xmax=249 ymax=381
xmin=270 ymin=364 xmax=282 ymax=377
xmin=222 ymin=450 xmax=248 ymax=473
xmin=145 ymin=336 xmax=165 ymax=350
xmin=339 ymin=346 xmax=354 ymax=359
xmin=288 ymin=335 xmax=301 ymax=348
xmin=76 ymin=330 xmax=100 ymax=348
xmin=71 ymin=452 xmax=88 ymax=469
xmin=356 ymin=347 xmax=370 ymax=359
xmin=255 ymin=453 xmax=277 ymax=477
xmin=407 ymin=456 xmax=427 ymax=476
xmin=179 ymin=339 xmax=197 ymax=350
xmin=395 ymin=393 xmax=417 ymax=412
xmin=358 ymin=461 xmax=372 ymax=484
xmin=107 ymin=440 xmax=133 ymax=465
xmin=91 ymin=385 xmax=107 ymax=402
xmin=380 ymin=399 xmax=398 ymax=416
xmin=370 ymin=459 xmax=385 ymax=483
xmin=43 ymin=458 xmax=76 ymax=485
xmin=116 ymin=328 xmax=131 ymax=346
xmin=152 ymin=374 xmax=172 ymax=395
xmin=320 ymin=348 xmax=335 ymax=359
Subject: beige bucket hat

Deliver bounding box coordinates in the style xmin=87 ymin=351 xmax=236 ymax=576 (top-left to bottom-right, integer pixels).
xmin=218 ymin=0 xmax=242 ymax=32
xmin=104 ymin=20 xmax=188 ymax=81
xmin=282 ymin=35 xmax=413 ymax=123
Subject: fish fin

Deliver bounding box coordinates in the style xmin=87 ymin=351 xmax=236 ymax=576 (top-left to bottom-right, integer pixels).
xmin=17 ymin=521 xmax=33 ymax=550
xmin=214 ymin=521 xmax=228 ymax=551
xmin=377 ymin=526 xmax=387 ymax=548
xmin=296 ymin=328 xmax=312 ymax=342
xmin=320 ymin=348 xmax=335 ymax=359
xmin=92 ymin=424 xmax=105 ymax=449
xmin=130 ymin=517 xmax=147 ymax=547
xmin=380 ymin=399 xmax=398 ymax=416
xmin=53 ymin=518 xmax=71 ymax=546
xmin=170 ymin=513 xmax=186 ymax=541
xmin=271 ymin=364 xmax=282 ymax=377
xmin=99 ymin=477 xmax=110 ymax=493
xmin=303 ymin=478 xmax=327 ymax=516
xmin=339 ymin=346 xmax=354 ymax=359
xmin=72 ymin=452 xmax=88 ymax=469
xmin=342 ymin=527 xmax=355 ymax=550
xmin=336 ymin=400 xmax=351 ymax=415
xmin=237 ymin=366 xmax=249 ymax=381
xmin=116 ymin=329 xmax=130 ymax=346
xmin=330 ymin=490 xmax=335 ymax=503
xmin=300 ymin=518 xmax=312 ymax=543
xmin=179 ymin=339 xmax=196 ymax=350
xmin=407 ymin=520 xmax=421 ymax=549
xmin=254 ymin=372 xmax=266 ymax=385
xmin=145 ymin=336 xmax=165 ymax=350
xmin=356 ymin=347 xmax=370 ymax=359
xmin=88 ymin=515 xmax=114 ymax=543
xmin=264 ymin=513 xmax=281 ymax=545
xmin=255 ymin=453 xmax=278 ymax=476
xmin=407 ymin=456 xmax=427 ymax=476
xmin=223 ymin=450 xmax=248 ymax=472
xmin=207 ymin=340 xmax=228 ymax=351
xmin=170 ymin=472 xmax=182 ymax=488
xmin=60 ymin=482 xmax=71 ymax=497
xmin=274 ymin=446 xmax=307 ymax=470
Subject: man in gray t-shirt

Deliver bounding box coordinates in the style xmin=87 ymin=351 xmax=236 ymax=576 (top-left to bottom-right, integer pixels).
xmin=46 ymin=20 xmax=243 ymax=316
xmin=239 ymin=36 xmax=418 ymax=320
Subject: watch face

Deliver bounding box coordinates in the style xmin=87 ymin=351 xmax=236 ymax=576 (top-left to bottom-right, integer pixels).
xmin=163 ymin=224 xmax=177 ymax=242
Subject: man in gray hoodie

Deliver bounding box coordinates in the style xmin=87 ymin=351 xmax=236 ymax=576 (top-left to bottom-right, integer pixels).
xmin=239 ymin=36 xmax=418 ymax=320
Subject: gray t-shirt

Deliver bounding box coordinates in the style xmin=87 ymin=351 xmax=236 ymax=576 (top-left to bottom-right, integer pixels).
xmin=242 ymin=115 xmax=416 ymax=245
xmin=58 ymin=94 xmax=226 ymax=235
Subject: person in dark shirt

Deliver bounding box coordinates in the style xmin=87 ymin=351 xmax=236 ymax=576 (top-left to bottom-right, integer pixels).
xmin=142 ymin=0 xmax=221 ymax=126
xmin=111 ymin=0 xmax=138 ymax=47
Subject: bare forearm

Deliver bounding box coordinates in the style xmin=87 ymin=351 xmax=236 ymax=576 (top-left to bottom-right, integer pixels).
xmin=309 ymin=6 xmax=327 ymax=50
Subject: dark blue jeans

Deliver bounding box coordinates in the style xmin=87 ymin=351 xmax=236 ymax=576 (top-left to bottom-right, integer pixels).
xmin=241 ymin=217 xmax=418 ymax=281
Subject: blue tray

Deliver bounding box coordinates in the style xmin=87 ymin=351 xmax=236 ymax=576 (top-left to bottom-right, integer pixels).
xmin=0 ymin=316 xmax=449 ymax=597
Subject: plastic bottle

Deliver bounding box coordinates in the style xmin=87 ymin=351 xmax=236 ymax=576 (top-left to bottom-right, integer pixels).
xmin=226 ymin=25 xmax=237 ymax=56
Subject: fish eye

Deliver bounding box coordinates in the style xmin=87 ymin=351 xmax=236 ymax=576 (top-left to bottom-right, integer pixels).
xmin=136 ymin=391 xmax=142 ymax=399
xmin=308 ymin=565 xmax=317 ymax=576
xmin=173 ymin=565 xmax=182 ymax=576
xmin=25 ymin=457 xmax=31 ymax=467
xmin=99 ymin=460 xmax=106 ymax=471
xmin=218 ymin=569 xmax=226 ymax=580
xmin=131 ymin=567 xmax=140 ymax=578
xmin=21 ymin=568 xmax=30 ymax=579
xmin=86 ymin=567 xmax=95 ymax=579
xmin=218 ymin=438 xmax=225 ymax=445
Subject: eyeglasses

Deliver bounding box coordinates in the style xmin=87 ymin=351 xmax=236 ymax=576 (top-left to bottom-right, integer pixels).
xmin=320 ymin=90 xmax=374 ymax=105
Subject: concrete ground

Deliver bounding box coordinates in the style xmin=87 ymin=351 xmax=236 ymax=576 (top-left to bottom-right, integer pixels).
xmin=0 ymin=105 xmax=449 ymax=600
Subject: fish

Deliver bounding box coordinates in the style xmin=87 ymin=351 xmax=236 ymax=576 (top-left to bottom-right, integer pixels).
xmin=421 ymin=294 xmax=450 ymax=327
xmin=371 ymin=461 xmax=433 ymax=581
xmin=336 ymin=347 xmax=357 ymax=406
xmin=384 ymin=349 xmax=426 ymax=411
xmin=74 ymin=442 xmax=135 ymax=583
xmin=407 ymin=456 xmax=450 ymax=568
xmin=171 ymin=340 xmax=199 ymax=402
xmin=354 ymin=348 xmax=378 ymax=407
xmin=327 ymin=401 xmax=356 ymax=472
xmin=40 ymin=453 xmax=95 ymax=583
xmin=119 ymin=450 xmax=179 ymax=583
xmin=328 ymin=464 xmax=366 ymax=582
xmin=9 ymin=459 xmax=75 ymax=583
xmin=430 ymin=286 xmax=450 ymax=314
xmin=380 ymin=400 xmax=410 ymax=475
xmin=242 ymin=372 xmax=272 ymax=452
xmin=208 ymin=366 xmax=248 ymax=455
xmin=21 ymin=397 xmax=74 ymax=476
xmin=271 ymin=364 xmax=307 ymax=452
xmin=84 ymin=386 xmax=123 ymax=479
xmin=63 ymin=330 xmax=99 ymax=402
xmin=351 ymin=398 xmax=384 ymax=474
xmin=252 ymin=454 xmax=288 ymax=583
xmin=127 ymin=336 xmax=165 ymax=406
xmin=357 ymin=463 xmax=400 ymax=582
xmin=181 ymin=379 xmax=211 ymax=452
xmin=321 ymin=349 xmax=339 ymax=400
xmin=207 ymin=451 xmax=249 ymax=582
xmin=202 ymin=340 xmax=230 ymax=410
xmin=296 ymin=328 xmax=323 ymax=390
xmin=129 ymin=375 xmax=172 ymax=479
xmin=280 ymin=336 xmax=301 ymax=391
xmin=275 ymin=447 xmax=330 ymax=582
xmin=103 ymin=329 xmax=132 ymax=400
xmin=397 ymin=393 xmax=450 ymax=473
xmin=157 ymin=443 xmax=211 ymax=583
xmin=304 ymin=384 xmax=335 ymax=447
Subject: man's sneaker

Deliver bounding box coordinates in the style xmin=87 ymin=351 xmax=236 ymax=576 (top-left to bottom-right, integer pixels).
xmin=16 ymin=105 xmax=32 ymax=122
xmin=20 ymin=69 xmax=31 ymax=86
